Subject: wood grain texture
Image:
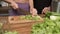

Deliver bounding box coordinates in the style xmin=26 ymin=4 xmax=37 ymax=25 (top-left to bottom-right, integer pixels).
xmin=2 ymin=15 xmax=43 ymax=34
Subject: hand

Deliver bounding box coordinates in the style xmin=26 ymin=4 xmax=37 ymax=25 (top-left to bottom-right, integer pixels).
xmin=30 ymin=8 xmax=38 ymax=17
xmin=10 ymin=2 xmax=18 ymax=9
xmin=42 ymin=7 xmax=50 ymax=14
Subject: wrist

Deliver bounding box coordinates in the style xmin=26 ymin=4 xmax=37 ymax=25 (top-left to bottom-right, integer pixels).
xmin=44 ymin=7 xmax=50 ymax=11
xmin=30 ymin=8 xmax=36 ymax=10
xmin=5 ymin=0 xmax=15 ymax=4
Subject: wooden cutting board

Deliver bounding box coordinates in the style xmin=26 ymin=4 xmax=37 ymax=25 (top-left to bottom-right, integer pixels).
xmin=8 ymin=15 xmax=44 ymax=24
xmin=3 ymin=15 xmax=44 ymax=34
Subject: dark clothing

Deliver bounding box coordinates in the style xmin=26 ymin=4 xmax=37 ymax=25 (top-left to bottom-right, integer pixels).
xmin=33 ymin=0 xmax=52 ymax=14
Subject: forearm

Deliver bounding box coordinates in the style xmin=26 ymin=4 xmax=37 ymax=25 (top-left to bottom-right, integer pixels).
xmin=29 ymin=0 xmax=34 ymax=9
xmin=4 ymin=0 xmax=15 ymax=4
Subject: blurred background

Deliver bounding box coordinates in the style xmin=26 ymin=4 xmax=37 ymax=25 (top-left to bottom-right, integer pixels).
xmin=0 ymin=0 xmax=60 ymax=16
xmin=0 ymin=0 xmax=8 ymax=16
xmin=52 ymin=0 xmax=60 ymax=13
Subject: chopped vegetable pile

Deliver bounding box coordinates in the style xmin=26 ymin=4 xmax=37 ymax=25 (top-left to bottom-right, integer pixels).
xmin=4 ymin=31 xmax=19 ymax=34
xmin=20 ymin=15 xmax=41 ymax=20
xmin=31 ymin=12 xmax=60 ymax=34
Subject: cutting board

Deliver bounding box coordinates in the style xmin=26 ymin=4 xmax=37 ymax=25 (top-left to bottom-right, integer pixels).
xmin=8 ymin=15 xmax=43 ymax=24
xmin=3 ymin=15 xmax=44 ymax=34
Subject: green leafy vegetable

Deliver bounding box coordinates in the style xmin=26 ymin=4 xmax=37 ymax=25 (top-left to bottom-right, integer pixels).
xmin=32 ymin=12 xmax=60 ymax=34
xmin=4 ymin=31 xmax=19 ymax=34
xmin=20 ymin=15 xmax=41 ymax=20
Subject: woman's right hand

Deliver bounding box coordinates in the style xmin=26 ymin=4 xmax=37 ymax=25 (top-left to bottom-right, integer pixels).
xmin=30 ymin=8 xmax=38 ymax=17
xmin=10 ymin=2 xmax=18 ymax=9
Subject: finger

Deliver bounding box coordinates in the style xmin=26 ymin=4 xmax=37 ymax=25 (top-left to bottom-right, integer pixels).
xmin=42 ymin=10 xmax=44 ymax=14
xmin=42 ymin=9 xmax=46 ymax=14
xmin=14 ymin=6 xmax=18 ymax=9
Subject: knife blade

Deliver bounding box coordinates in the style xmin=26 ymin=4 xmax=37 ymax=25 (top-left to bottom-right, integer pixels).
xmin=15 ymin=8 xmax=31 ymax=15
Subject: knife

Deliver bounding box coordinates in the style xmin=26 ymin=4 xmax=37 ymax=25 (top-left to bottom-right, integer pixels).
xmin=14 ymin=8 xmax=31 ymax=15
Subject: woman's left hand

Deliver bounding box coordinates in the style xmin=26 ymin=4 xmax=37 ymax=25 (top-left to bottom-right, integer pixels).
xmin=42 ymin=7 xmax=50 ymax=14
